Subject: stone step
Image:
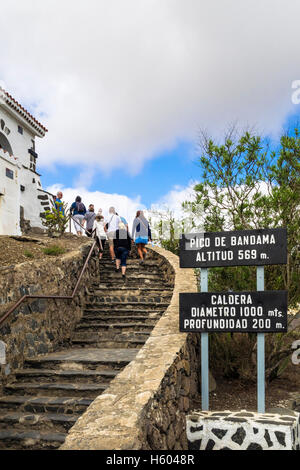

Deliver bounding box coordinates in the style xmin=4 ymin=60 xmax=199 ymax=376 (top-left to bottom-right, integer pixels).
xmin=0 ymin=396 xmax=93 ymax=414
xmin=4 ymin=382 xmax=108 ymax=398
xmin=72 ymin=333 xmax=150 ymax=347
xmin=90 ymin=286 xmax=173 ymax=294
xmin=87 ymin=293 xmax=172 ymax=302
xmin=0 ymin=411 xmax=77 ymax=432
xmin=75 ymin=322 xmax=154 ymax=331
xmin=98 ymin=279 xmax=165 ymax=286
xmin=0 ymin=429 xmax=66 ymax=450
xmin=81 ymin=314 xmax=159 ymax=323
xmin=14 ymin=368 xmax=118 ymax=384
xmin=100 ymin=265 xmax=161 ymax=273
xmin=99 ymin=273 xmax=164 ymax=281
xmin=71 ymin=336 xmax=148 ymax=349
xmin=83 ymin=308 xmax=163 ymax=317
xmin=73 ymin=329 xmax=151 ymax=338
xmin=24 ymin=348 xmax=138 ymax=371
xmin=85 ymin=301 xmax=170 ymax=310
xmin=86 ymin=297 xmax=171 ymax=307
xmin=99 ymin=259 xmax=158 ymax=266
xmin=97 ymin=280 xmax=169 ymax=288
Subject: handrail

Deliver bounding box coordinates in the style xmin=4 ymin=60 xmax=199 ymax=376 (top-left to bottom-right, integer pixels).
xmin=0 ymin=212 xmax=103 ymax=328
xmin=0 ymin=238 xmax=97 ymax=328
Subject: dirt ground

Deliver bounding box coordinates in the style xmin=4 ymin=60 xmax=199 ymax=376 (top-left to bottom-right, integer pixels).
xmin=191 ymin=361 xmax=300 ymax=412
xmin=0 ymin=234 xmax=89 ymax=268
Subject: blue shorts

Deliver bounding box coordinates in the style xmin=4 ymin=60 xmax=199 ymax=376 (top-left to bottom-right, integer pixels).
xmin=135 ymin=237 xmax=148 ymax=245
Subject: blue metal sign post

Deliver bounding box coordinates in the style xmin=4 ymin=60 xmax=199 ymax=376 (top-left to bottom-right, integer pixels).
xmin=200 ymin=268 xmax=209 ymax=411
xmin=257 ymin=266 xmax=265 ymax=413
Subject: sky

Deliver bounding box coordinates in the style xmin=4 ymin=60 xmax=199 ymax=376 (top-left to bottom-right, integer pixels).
xmin=1 ymin=0 xmax=300 ymax=222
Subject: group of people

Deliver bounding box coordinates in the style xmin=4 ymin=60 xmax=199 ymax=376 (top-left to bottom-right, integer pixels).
xmin=55 ymin=192 xmax=152 ymax=280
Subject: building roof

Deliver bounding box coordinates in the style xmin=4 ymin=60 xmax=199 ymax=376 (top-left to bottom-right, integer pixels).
xmin=0 ymin=87 xmax=48 ymax=137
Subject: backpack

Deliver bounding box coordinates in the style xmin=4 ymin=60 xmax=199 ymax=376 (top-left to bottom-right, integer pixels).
xmin=76 ymin=202 xmax=85 ymax=213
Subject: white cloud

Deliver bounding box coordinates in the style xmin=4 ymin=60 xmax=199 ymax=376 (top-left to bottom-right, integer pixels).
xmin=47 ymin=184 xmax=145 ymax=229
xmin=151 ymin=181 xmax=198 ymax=217
xmin=148 ymin=181 xmax=201 ymax=238
xmin=1 ymin=0 xmax=300 ymax=174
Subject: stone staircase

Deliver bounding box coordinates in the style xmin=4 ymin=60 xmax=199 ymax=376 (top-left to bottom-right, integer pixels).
xmin=0 ymin=248 xmax=173 ymax=450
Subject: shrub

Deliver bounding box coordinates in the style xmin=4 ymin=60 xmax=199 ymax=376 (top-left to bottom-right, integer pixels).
xmin=161 ymin=239 xmax=180 ymax=255
xmin=209 ymin=315 xmax=300 ymax=383
xmin=24 ymin=250 xmax=34 ymax=258
xmin=42 ymin=201 xmax=69 ymax=237
xmin=43 ymin=245 xmax=66 ymax=256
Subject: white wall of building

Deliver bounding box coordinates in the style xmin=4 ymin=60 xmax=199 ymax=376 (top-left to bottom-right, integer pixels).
xmin=0 ymin=107 xmax=35 ymax=168
xmin=0 ymin=94 xmax=51 ymax=236
xmin=0 ymin=149 xmax=21 ymax=235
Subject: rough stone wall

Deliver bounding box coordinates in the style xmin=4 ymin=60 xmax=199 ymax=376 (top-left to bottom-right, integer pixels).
xmin=0 ymin=240 xmax=98 ymax=389
xmin=186 ymin=410 xmax=300 ymax=450
xmin=61 ymin=245 xmax=199 ymax=450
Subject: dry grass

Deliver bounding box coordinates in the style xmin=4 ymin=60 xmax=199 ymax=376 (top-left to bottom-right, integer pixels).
xmin=0 ymin=234 xmax=88 ymax=267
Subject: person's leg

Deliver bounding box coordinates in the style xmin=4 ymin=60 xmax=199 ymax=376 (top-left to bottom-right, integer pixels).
xmin=73 ymin=215 xmax=79 ymax=235
xmin=99 ymin=238 xmax=105 ymax=259
xmin=136 ymin=244 xmax=143 ymax=260
xmin=77 ymin=215 xmax=84 ymax=236
xmin=115 ymin=247 xmax=121 ymax=271
xmin=120 ymin=248 xmax=128 ymax=277
xmin=116 ymin=258 xmax=121 ymax=270
xmin=73 ymin=214 xmax=81 ymax=236
xmin=137 ymin=244 xmax=145 ymax=264
xmin=110 ymin=245 xmax=115 ymax=260
xmin=96 ymin=237 xmax=101 ymax=259
xmin=141 ymin=244 xmax=147 ymax=257
xmin=108 ymin=233 xmax=115 ymax=260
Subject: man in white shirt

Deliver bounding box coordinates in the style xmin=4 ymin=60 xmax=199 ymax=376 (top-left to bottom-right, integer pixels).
xmin=106 ymin=207 xmax=121 ymax=261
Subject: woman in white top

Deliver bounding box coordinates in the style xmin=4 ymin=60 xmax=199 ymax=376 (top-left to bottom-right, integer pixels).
xmin=92 ymin=215 xmax=108 ymax=259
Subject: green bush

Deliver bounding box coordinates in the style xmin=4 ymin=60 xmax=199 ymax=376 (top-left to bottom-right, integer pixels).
xmin=161 ymin=239 xmax=180 ymax=255
xmin=24 ymin=250 xmax=34 ymax=258
xmin=43 ymin=245 xmax=66 ymax=256
xmin=42 ymin=201 xmax=69 ymax=237
xmin=209 ymin=319 xmax=299 ymax=383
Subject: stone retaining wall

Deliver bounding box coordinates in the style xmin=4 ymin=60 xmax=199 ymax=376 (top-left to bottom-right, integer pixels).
xmin=0 ymin=239 xmax=98 ymax=389
xmin=61 ymin=245 xmax=199 ymax=450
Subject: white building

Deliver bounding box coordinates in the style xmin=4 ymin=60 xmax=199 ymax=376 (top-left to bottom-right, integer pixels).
xmin=0 ymin=87 xmax=54 ymax=235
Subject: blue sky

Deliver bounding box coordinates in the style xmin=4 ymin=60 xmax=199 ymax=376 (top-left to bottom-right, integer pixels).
xmin=40 ymin=140 xmax=198 ymax=208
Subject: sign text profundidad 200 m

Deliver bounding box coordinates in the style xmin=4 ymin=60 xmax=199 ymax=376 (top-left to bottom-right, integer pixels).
xmin=179 ymin=291 xmax=287 ymax=333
